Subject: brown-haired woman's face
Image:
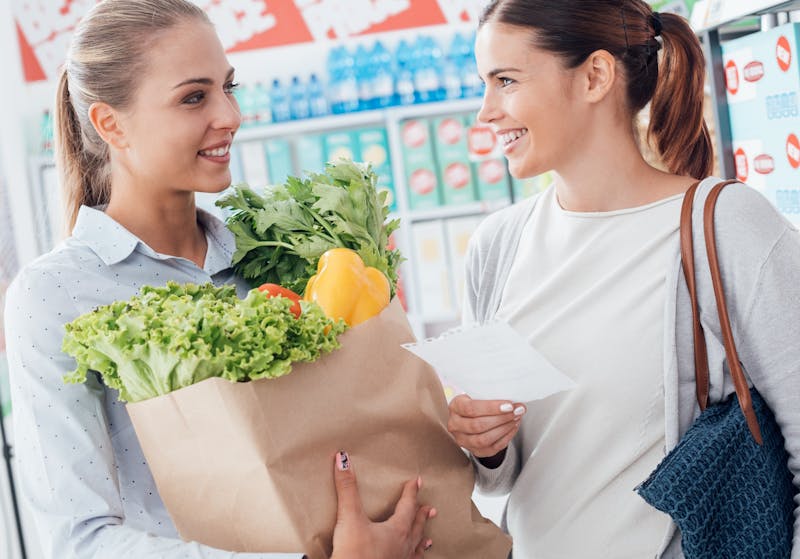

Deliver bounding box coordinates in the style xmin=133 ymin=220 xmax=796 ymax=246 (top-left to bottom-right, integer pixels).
xmin=116 ymin=19 xmax=241 ymax=195
xmin=475 ymin=22 xmax=586 ymax=179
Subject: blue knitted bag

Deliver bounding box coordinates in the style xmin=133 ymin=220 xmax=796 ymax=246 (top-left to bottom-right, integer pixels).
xmin=636 ymin=181 xmax=797 ymax=558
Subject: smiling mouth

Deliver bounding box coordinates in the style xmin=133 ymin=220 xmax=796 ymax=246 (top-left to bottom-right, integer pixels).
xmin=499 ymin=129 xmax=528 ymax=146
xmin=198 ymin=145 xmax=230 ymax=157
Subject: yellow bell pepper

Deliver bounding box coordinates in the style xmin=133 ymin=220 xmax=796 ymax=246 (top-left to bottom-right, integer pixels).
xmin=304 ymin=248 xmax=390 ymax=326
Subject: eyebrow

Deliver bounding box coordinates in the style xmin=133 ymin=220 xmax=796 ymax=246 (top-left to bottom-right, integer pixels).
xmin=485 ymin=67 xmax=521 ymax=79
xmin=173 ymin=67 xmax=235 ymax=89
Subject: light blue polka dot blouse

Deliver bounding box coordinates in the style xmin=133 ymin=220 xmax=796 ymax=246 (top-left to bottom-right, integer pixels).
xmin=3 ymin=205 xmax=303 ymax=559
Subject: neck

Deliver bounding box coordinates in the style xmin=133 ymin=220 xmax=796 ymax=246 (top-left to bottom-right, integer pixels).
xmin=553 ymin=113 xmax=692 ymax=212
xmin=105 ymin=175 xmax=207 ymax=268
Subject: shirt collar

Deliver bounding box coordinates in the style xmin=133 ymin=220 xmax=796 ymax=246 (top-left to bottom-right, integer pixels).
xmin=72 ymin=205 xmax=236 ymax=274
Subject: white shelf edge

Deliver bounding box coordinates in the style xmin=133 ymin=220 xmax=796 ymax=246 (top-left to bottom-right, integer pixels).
xmin=695 ymin=0 xmax=800 ymax=34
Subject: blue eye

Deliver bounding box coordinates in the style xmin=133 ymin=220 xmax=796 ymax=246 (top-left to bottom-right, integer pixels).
xmin=498 ymin=77 xmax=515 ymax=87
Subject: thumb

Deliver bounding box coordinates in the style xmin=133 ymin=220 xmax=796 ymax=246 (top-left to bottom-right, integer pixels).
xmin=333 ymin=451 xmax=363 ymax=520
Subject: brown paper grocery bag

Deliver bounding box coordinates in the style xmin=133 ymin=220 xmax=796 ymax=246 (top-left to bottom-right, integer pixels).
xmin=127 ymin=299 xmax=511 ymax=559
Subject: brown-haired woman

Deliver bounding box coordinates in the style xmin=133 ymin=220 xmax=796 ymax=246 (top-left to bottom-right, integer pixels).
xmin=4 ymin=1 xmax=434 ymax=558
xmin=446 ymin=1 xmax=800 ymax=557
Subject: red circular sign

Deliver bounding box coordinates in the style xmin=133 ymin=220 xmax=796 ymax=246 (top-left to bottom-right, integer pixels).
xmin=787 ymin=134 xmax=800 ymax=169
xmin=467 ymin=125 xmax=497 ymax=157
xmin=444 ymin=163 xmax=471 ymax=189
xmin=725 ymin=59 xmax=739 ymax=95
xmin=734 ymin=147 xmax=748 ymax=182
xmin=479 ymin=160 xmax=505 ymax=184
xmin=402 ymin=121 xmax=428 ymax=148
xmin=410 ymin=168 xmax=436 ymax=194
xmin=777 ymin=36 xmax=792 ymax=72
xmin=438 ymin=118 xmax=463 ymax=145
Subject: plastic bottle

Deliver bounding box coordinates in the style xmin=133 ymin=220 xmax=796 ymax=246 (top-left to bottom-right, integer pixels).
xmin=355 ymin=44 xmax=374 ymax=111
xmin=252 ymin=81 xmax=272 ymax=126
xmin=339 ymin=46 xmax=360 ymax=113
xmin=413 ymin=35 xmax=441 ymax=104
xmin=371 ymin=40 xmax=395 ymax=109
xmin=234 ymin=83 xmax=254 ymax=128
xmin=270 ymin=78 xmax=291 ymax=123
xmin=289 ymin=76 xmax=310 ymax=120
xmin=307 ymin=73 xmax=329 ymax=118
xmin=394 ymin=39 xmax=416 ymax=106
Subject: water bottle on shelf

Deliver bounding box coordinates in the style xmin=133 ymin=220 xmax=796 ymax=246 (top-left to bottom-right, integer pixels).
xmin=355 ymin=44 xmax=374 ymax=111
xmin=412 ymin=35 xmax=441 ymax=104
xmin=338 ymin=46 xmax=360 ymax=113
xmin=371 ymin=40 xmax=395 ymax=109
xmin=234 ymin=83 xmax=254 ymax=128
xmin=252 ymin=81 xmax=272 ymax=126
xmin=394 ymin=39 xmax=416 ymax=106
xmin=289 ymin=76 xmax=310 ymax=120
xmin=307 ymin=73 xmax=329 ymax=118
xmin=427 ymin=36 xmax=446 ymax=102
xmin=270 ymin=78 xmax=291 ymax=123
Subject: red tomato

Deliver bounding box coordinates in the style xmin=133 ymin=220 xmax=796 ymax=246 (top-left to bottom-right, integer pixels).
xmin=257 ymin=283 xmax=302 ymax=318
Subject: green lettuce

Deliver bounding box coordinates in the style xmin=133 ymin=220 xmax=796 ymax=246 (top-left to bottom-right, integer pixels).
xmin=62 ymin=281 xmax=346 ymax=402
xmin=216 ymin=159 xmax=402 ymax=296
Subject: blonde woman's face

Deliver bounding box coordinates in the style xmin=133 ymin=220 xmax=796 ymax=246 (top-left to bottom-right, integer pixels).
xmin=475 ymin=22 xmax=585 ymax=179
xmin=118 ymin=20 xmax=241 ymax=195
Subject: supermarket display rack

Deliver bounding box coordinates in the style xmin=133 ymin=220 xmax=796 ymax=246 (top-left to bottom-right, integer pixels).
xmin=697 ymin=0 xmax=800 ymax=179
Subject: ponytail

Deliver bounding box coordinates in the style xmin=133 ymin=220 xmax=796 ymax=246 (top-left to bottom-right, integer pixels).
xmin=54 ymin=68 xmax=110 ymax=235
xmin=648 ymin=12 xmax=714 ymax=179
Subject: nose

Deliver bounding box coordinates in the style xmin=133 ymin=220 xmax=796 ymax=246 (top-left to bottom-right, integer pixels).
xmin=213 ymin=90 xmax=242 ymax=132
xmin=476 ymin=86 xmax=500 ymax=125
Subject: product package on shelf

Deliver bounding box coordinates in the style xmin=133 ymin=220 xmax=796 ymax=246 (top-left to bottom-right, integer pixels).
xmin=295 ymin=135 xmax=327 ymax=177
xmin=464 ymin=114 xmax=511 ymax=204
xmin=265 ymin=139 xmax=294 ymax=186
xmin=410 ymin=220 xmax=453 ymax=319
xmin=356 ymin=127 xmax=397 ymax=212
xmin=323 ymin=131 xmax=358 ymax=163
xmin=431 ymin=115 xmax=477 ymax=206
xmin=723 ymin=22 xmax=800 ymax=224
xmin=401 ymin=119 xmax=442 ymax=210
xmin=511 ymin=172 xmax=555 ymax=201
xmin=444 ymin=215 xmax=486 ymax=312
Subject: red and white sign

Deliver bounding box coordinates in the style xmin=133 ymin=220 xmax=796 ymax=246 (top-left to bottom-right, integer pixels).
xmin=478 ymin=159 xmax=505 ymax=184
xmin=776 ymin=36 xmax=792 ymax=73
xmin=787 ymin=134 xmax=800 ymax=170
xmin=725 ymin=59 xmax=739 ymax=95
xmin=754 ymin=154 xmax=775 ymax=175
xmin=437 ymin=118 xmax=464 ymax=145
xmin=743 ymin=61 xmax=765 ymax=83
xmin=402 ymin=120 xmax=428 ymax=149
xmin=13 ymin=0 xmax=475 ymax=82
xmin=410 ymin=168 xmax=436 ymax=195
xmin=443 ymin=162 xmax=470 ymax=189
xmin=734 ymin=147 xmax=748 ymax=182
xmin=467 ymin=125 xmax=497 ymax=158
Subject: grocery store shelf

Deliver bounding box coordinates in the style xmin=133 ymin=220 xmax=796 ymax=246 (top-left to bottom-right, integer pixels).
xmin=696 ymin=0 xmax=800 ymax=33
xmin=233 ymin=97 xmax=484 ymax=144
xmin=406 ymin=199 xmax=511 ymax=222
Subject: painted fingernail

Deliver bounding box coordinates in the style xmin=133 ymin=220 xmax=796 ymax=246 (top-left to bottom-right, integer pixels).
xmin=417 ymin=476 xmax=422 ymax=489
xmin=424 ymin=539 xmax=433 ymax=550
xmin=337 ymin=451 xmax=350 ymax=471
xmin=499 ymin=403 xmax=513 ymax=413
xmin=514 ymin=406 xmax=526 ymax=416
xmin=428 ymin=507 xmax=437 ymax=518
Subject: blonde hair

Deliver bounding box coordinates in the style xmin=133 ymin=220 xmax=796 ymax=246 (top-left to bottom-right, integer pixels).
xmin=55 ymin=0 xmax=210 ymax=233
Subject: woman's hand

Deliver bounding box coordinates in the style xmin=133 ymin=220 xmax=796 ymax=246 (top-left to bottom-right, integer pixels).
xmin=447 ymin=395 xmax=526 ymax=466
xmin=330 ymin=451 xmax=436 ymax=559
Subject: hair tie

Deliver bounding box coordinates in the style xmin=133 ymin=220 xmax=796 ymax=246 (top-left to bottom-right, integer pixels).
xmin=651 ymin=12 xmax=663 ymax=37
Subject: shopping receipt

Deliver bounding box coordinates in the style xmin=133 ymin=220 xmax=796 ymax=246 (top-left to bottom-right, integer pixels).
xmin=402 ymin=320 xmax=576 ymax=402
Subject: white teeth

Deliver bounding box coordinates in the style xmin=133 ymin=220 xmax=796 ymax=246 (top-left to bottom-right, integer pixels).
xmin=199 ymin=145 xmax=230 ymax=157
xmin=500 ymin=129 xmax=528 ymax=146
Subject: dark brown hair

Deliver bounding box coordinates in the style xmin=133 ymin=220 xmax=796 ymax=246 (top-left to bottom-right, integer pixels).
xmin=55 ymin=0 xmax=210 ymax=234
xmin=480 ymin=0 xmax=713 ymax=179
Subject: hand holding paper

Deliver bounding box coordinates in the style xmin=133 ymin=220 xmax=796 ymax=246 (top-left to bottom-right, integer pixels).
xmin=402 ymin=320 xmax=576 ymax=402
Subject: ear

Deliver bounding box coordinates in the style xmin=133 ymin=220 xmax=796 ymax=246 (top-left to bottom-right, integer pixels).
xmin=88 ymin=102 xmax=128 ymax=150
xmin=581 ymin=49 xmax=617 ymax=104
